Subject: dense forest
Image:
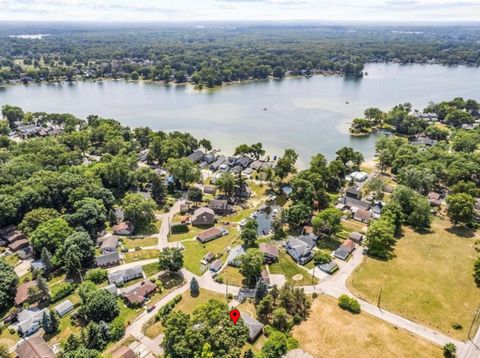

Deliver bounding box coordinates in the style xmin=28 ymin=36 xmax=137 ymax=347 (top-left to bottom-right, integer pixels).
xmin=1 ymin=23 xmax=480 ymax=87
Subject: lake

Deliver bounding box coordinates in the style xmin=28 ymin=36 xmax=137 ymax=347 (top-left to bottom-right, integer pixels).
xmin=1 ymin=63 xmax=480 ymax=167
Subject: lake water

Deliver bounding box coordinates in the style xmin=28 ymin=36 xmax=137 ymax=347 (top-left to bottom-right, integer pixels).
xmin=2 ymin=63 xmax=480 ymax=167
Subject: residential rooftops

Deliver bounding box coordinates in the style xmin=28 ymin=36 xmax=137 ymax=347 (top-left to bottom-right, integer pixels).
xmin=16 ymin=336 xmax=54 ymax=358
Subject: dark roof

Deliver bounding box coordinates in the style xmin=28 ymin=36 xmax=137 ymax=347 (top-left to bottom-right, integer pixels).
xmin=187 ymin=150 xmax=204 ymax=163
xmin=209 ymin=199 xmax=228 ymax=209
xmin=15 ymin=280 xmax=38 ymax=305
xmin=354 ymin=209 xmax=372 ymax=221
xmin=122 ymin=280 xmax=157 ymax=305
xmin=346 ymin=188 xmax=361 ymax=198
xmin=343 ymin=197 xmax=371 ymax=210
xmin=197 ymin=227 xmax=224 ymax=243
xmin=8 ymin=238 xmax=29 ymax=251
xmin=241 ymin=312 xmax=264 ymax=341
xmin=318 ymin=262 xmax=338 ymax=274
xmin=96 ymin=252 xmax=121 ymax=266
xmin=259 ymin=243 xmax=279 ymax=258
xmin=210 ymin=259 xmax=223 ymax=272
xmin=101 ymin=236 xmax=119 ymax=251
xmin=349 ymin=232 xmax=364 ymax=243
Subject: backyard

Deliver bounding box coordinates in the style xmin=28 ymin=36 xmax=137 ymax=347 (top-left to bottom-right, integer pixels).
xmin=269 ymin=251 xmax=318 ymax=286
xmin=121 ymin=236 xmax=158 ymax=249
xmin=292 ymin=295 xmax=442 ymax=358
xmin=124 ymin=249 xmax=160 ymax=263
xmin=348 ymin=217 xmax=480 ymax=340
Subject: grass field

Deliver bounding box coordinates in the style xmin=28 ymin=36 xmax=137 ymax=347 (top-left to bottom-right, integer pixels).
xmin=142 ymin=262 xmax=161 ymax=277
xmin=122 ymin=236 xmax=158 ymax=249
xmin=182 ymin=229 xmax=240 ymax=275
xmin=218 ymin=266 xmax=245 ymax=287
xmin=292 ymin=295 xmax=442 ymax=358
xmin=269 ymin=251 xmax=318 ymax=286
xmin=124 ymin=249 xmax=160 ymax=263
xmin=348 ymin=218 xmax=480 ymax=340
xmin=222 ymin=208 xmax=255 ymax=223
xmin=169 ymin=226 xmax=205 ymax=242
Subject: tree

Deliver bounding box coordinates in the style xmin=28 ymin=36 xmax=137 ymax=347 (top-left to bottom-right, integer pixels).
xmin=37 ymin=276 xmax=50 ymax=301
xmin=0 ymin=260 xmax=18 ymax=311
xmin=443 ymin=343 xmax=456 ymax=358
xmin=312 ymin=208 xmax=342 ymax=238
xmin=0 ymin=344 xmax=10 ymax=358
xmin=447 ymin=193 xmax=475 ymax=225
xmin=2 ymin=104 xmax=24 ymax=128
xmin=188 ymin=186 xmax=203 ymax=203
xmin=284 ymin=203 xmax=311 ymax=230
xmin=274 ymin=149 xmax=298 ymax=179
xmin=216 ymin=172 xmax=235 ymax=197
xmin=190 ymin=277 xmax=199 ymax=297
xmin=474 ymin=258 xmax=480 ymax=286
xmin=41 ymin=247 xmax=53 ymax=273
xmin=243 ymin=349 xmax=255 ymax=358
xmin=273 ymin=66 xmax=285 ymax=79
xmin=58 ymin=231 xmax=95 ymax=272
xmin=159 ymin=247 xmax=184 ymax=272
xmin=365 ymin=217 xmax=396 ymax=259
xmin=338 ymin=294 xmax=361 ymax=313
xmin=30 ymin=218 xmax=73 ymax=258
xmin=82 ymin=289 xmax=119 ymax=323
xmin=255 ymin=278 xmax=269 ymax=303
xmin=123 ymin=193 xmax=157 ymax=233
xmin=239 ymin=249 xmax=264 ymax=286
xmin=272 ymin=308 xmax=289 ymax=332
xmin=256 ymin=295 xmax=273 ymax=323
xmin=445 ymin=109 xmax=473 ymax=127
xmin=151 ymin=174 xmax=166 ymax=205
xmin=364 ymin=177 xmax=385 ymax=200
xmin=67 ymin=198 xmax=107 ymax=237
xmin=199 ymin=138 xmax=212 ymax=151
xmin=390 ymin=186 xmax=431 ymax=230
xmin=262 ymin=331 xmax=288 ymax=358
xmin=313 ymin=250 xmax=331 ymax=265
xmin=200 ymin=343 xmax=214 ymax=358
xmin=42 ymin=311 xmax=58 ymax=333
xmin=166 ymin=157 xmax=201 ymax=189
xmin=85 ymin=268 xmax=108 ymax=284
xmin=452 ymin=131 xmax=480 ymax=153
xmin=240 ymin=219 xmax=258 ymax=248
xmin=271 ymin=217 xmax=286 ymax=241
xmin=335 ymin=147 xmax=364 ymax=171
xmin=19 ymin=208 xmax=60 ymax=235
xmin=64 ymin=244 xmax=83 ymax=277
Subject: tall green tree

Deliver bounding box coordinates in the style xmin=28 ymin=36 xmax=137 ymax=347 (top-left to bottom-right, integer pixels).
xmin=123 ymin=193 xmax=157 ymax=233
xmin=159 ymin=247 xmax=184 ymax=272
xmin=240 ymin=219 xmax=258 ymax=248
xmin=446 ymin=193 xmax=475 ymax=225
xmin=239 ymin=249 xmax=264 ymax=286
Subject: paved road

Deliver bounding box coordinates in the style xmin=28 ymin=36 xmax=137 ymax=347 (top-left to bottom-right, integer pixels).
xmin=461 ymin=323 xmax=480 ymax=358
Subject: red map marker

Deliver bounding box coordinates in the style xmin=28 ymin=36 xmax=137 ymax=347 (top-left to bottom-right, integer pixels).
xmin=230 ymin=309 xmax=241 ymax=325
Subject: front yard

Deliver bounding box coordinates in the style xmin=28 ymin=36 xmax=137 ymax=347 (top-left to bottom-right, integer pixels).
xmin=269 ymin=251 xmax=318 ymax=286
xmin=348 ymin=217 xmax=480 ymax=340
xmin=124 ymin=249 xmax=160 ymax=263
xmin=121 ymin=236 xmax=158 ymax=249
xmin=292 ymin=295 xmax=442 ymax=358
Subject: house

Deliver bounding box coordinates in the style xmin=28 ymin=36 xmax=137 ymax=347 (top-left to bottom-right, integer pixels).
xmin=249 ymin=160 xmax=264 ymax=170
xmin=286 ymin=236 xmax=314 ymax=265
xmin=349 ymin=232 xmax=364 ymax=244
xmin=236 ymin=157 xmax=252 ymax=168
xmin=372 ymin=201 xmax=384 ymax=219
xmin=227 ymin=245 xmax=246 ymax=267
xmin=334 ymin=239 xmax=356 ymax=261
xmin=241 ymin=312 xmax=264 ymax=342
xmin=17 ymin=246 xmax=33 ymax=260
xmin=102 ymin=283 xmax=118 ymax=296
xmin=345 ymin=188 xmax=361 ymax=200
xmin=318 ymin=261 xmax=339 ymax=274
xmin=122 ymin=280 xmax=157 ymax=306
xmin=353 ymin=209 xmax=372 ymax=223
xmin=235 ymin=184 xmax=252 ymax=199
xmin=112 ymin=221 xmax=134 ymax=235
xmin=54 ymin=299 xmax=74 ymax=317
xmin=345 ymin=171 xmax=368 ymax=182
xmin=427 ymin=192 xmax=443 ymax=206
xmin=230 ymin=165 xmax=243 ymax=174
xmin=303 ymin=226 xmax=314 ymax=235
xmin=203 ymin=185 xmax=217 ymax=195
xmin=341 ymin=197 xmax=371 ymax=212
xmin=111 ymin=346 xmax=137 ymax=358
xmin=100 ymin=236 xmax=119 ymax=254
xmin=208 ymin=199 xmax=231 ymax=215
xmin=259 ymin=243 xmax=279 ymax=263
xmin=197 ymin=227 xmax=227 ymax=243
xmin=30 ymin=260 xmax=46 ymax=272
xmin=8 ymin=239 xmax=29 ymax=252
xmin=227 ymin=156 xmax=238 ymax=166
xmin=96 ymin=252 xmax=121 ymax=268
xmin=218 ymin=163 xmax=230 ymax=172
xmin=191 ymin=207 xmax=215 ymax=226
xmin=203 ymin=153 xmax=216 ymax=164
xmin=15 ymin=280 xmax=38 ymax=306
xmin=108 ymin=266 xmax=144 ymax=286
xmin=203 ymin=252 xmax=215 ymax=263
xmin=16 ymin=308 xmax=48 ymax=336
xmin=4 ymin=230 xmax=25 ymax=244
xmin=210 ymin=155 xmax=226 ymax=171
xmin=16 ymin=336 xmax=55 ymax=358
xmin=187 ymin=150 xmax=204 ymax=163
xmin=210 ymin=259 xmax=223 ymax=272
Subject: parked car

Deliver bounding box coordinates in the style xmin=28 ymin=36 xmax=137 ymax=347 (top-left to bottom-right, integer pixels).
xmin=147 ymin=305 xmax=156 ymax=312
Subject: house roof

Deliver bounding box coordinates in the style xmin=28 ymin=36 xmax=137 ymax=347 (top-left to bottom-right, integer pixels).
xmin=197 ymin=227 xmax=223 ymax=243
xmin=4 ymin=230 xmax=25 ymax=243
xmin=102 ymin=283 xmax=118 ymax=296
xmin=286 ymin=237 xmax=313 ymax=260
xmin=349 ymin=232 xmax=364 ymax=242
xmin=303 ymin=226 xmax=314 ymax=234
xmin=354 ymin=209 xmax=372 ymax=220
xmin=259 ymin=243 xmax=279 ymax=258
xmin=96 ymin=252 xmax=121 ymax=266
xmin=261 ymin=269 xmax=270 ymax=284
xmin=112 ymin=346 xmax=137 ymax=358
xmin=341 ymin=239 xmax=356 ymax=252
xmin=210 ymin=259 xmax=223 ymax=272
xmin=346 ymin=188 xmax=361 ymax=197
xmin=101 ymin=236 xmax=119 ymax=251
xmin=203 ymin=252 xmax=215 ymax=261
xmin=187 ymin=150 xmax=204 ymax=162
xmin=54 ymin=299 xmax=74 ymax=316
xmin=17 ymin=308 xmax=48 ymax=335
xmin=203 ymin=185 xmax=217 ymax=194
xmin=112 ymin=221 xmax=134 ymax=233
xmin=209 ymin=199 xmax=228 ymax=209
xmin=241 ymin=312 xmax=264 ymax=341
xmin=122 ymin=280 xmax=157 ymax=305
xmin=334 ymin=239 xmax=356 ymax=260
xmin=342 ymin=197 xmax=371 ymax=210
xmin=16 ymin=336 xmax=55 ymax=358
xmin=192 ymin=207 xmax=215 ymax=219
xmin=8 ymin=239 xmax=29 ymax=252
xmin=227 ymin=245 xmax=246 ymax=265
xmin=15 ymin=280 xmax=37 ymax=305
xmin=318 ymin=262 xmax=338 ymax=274
xmin=108 ymin=265 xmax=143 ymax=284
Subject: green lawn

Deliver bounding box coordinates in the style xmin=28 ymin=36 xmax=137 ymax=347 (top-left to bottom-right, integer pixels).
xmin=182 ymin=229 xmax=240 ymax=275
xmin=143 ymin=262 xmax=161 ymax=277
xmin=222 ymin=208 xmax=255 ymax=223
xmin=4 ymin=254 xmax=19 ymax=267
xmin=218 ymin=266 xmax=245 ymax=287
xmin=124 ymin=249 xmax=160 ymax=263
xmin=169 ymin=226 xmax=205 ymax=242
xmin=248 ymin=181 xmax=268 ymax=197
xmin=122 ymin=236 xmax=158 ymax=249
xmin=348 ymin=218 xmax=480 ymax=340
xmin=269 ymin=251 xmax=318 ymax=286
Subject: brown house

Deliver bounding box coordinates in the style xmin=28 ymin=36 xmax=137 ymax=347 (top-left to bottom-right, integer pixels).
xmin=8 ymin=239 xmax=30 ymax=252
xmin=197 ymin=227 xmax=227 ymax=243
xmin=259 ymin=243 xmax=279 ymax=263
xmin=112 ymin=221 xmax=134 ymax=235
xmin=16 ymin=336 xmax=55 ymax=358
xmin=353 ymin=209 xmax=372 ymax=223
xmin=122 ymin=280 xmax=157 ymax=306
xmin=427 ymin=192 xmax=443 ymax=206
xmin=208 ymin=199 xmax=231 ymax=215
xmin=4 ymin=230 xmax=25 ymax=244
xmin=191 ymin=207 xmax=215 ymax=227
xmin=15 ymin=280 xmax=38 ymax=306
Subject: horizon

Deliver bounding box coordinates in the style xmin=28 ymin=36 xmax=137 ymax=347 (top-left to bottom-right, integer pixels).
xmin=1 ymin=0 xmax=480 ymax=23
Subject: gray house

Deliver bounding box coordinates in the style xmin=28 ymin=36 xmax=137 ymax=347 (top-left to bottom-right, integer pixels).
xmin=241 ymin=312 xmax=264 ymax=342
xmin=96 ymin=252 xmax=121 ymax=268
xmin=191 ymin=207 xmax=215 ymax=226
xmin=16 ymin=308 xmax=48 ymax=336
xmin=286 ymin=236 xmax=315 ymax=265
xmin=100 ymin=236 xmax=119 ymax=254
xmin=54 ymin=299 xmax=74 ymax=317
xmin=208 ymin=199 xmax=231 ymax=215
xmin=108 ymin=265 xmax=144 ymax=285
xmin=227 ymin=245 xmax=246 ymax=267
xmin=187 ymin=150 xmax=204 ymax=163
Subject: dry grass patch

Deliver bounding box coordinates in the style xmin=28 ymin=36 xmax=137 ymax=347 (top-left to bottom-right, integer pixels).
xmin=122 ymin=236 xmax=158 ymax=249
xmin=348 ymin=217 xmax=480 ymax=340
xmin=124 ymin=249 xmax=160 ymax=263
xmin=292 ymin=295 xmax=442 ymax=358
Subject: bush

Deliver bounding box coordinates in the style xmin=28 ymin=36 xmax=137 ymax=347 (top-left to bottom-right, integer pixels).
xmin=451 ymin=322 xmax=462 ymax=330
xmin=443 ymin=343 xmax=456 ymax=358
xmin=171 ymin=223 xmax=189 ymax=234
xmin=338 ymin=294 xmax=361 ymax=314
xmin=313 ymin=250 xmax=331 ymax=265
xmin=85 ymin=269 xmax=108 ymax=284
xmin=51 ymin=282 xmax=75 ymax=303
xmin=286 ymin=337 xmax=299 ymax=350
xmin=157 ymin=295 xmax=182 ymax=323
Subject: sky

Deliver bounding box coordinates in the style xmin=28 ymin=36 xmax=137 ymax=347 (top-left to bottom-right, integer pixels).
xmin=1 ymin=0 xmax=480 ymax=22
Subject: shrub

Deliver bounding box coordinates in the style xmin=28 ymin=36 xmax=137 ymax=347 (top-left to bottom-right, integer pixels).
xmin=51 ymin=282 xmax=74 ymax=303
xmin=338 ymin=294 xmax=361 ymax=314
xmin=313 ymin=250 xmax=331 ymax=265
xmin=85 ymin=269 xmax=108 ymax=284
xmin=443 ymin=343 xmax=456 ymax=358
xmin=171 ymin=223 xmax=189 ymax=234
xmin=286 ymin=337 xmax=299 ymax=350
xmin=451 ymin=322 xmax=463 ymax=330
xmin=157 ymin=295 xmax=183 ymax=323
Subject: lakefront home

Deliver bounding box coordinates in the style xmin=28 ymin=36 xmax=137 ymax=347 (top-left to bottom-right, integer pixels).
xmin=208 ymin=199 xmax=231 ymax=215
xmin=286 ymin=236 xmax=315 ymax=265
xmin=259 ymin=243 xmax=279 ymax=263
xmin=334 ymin=239 xmax=356 ymax=261
xmin=196 ymin=227 xmax=227 ymax=243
